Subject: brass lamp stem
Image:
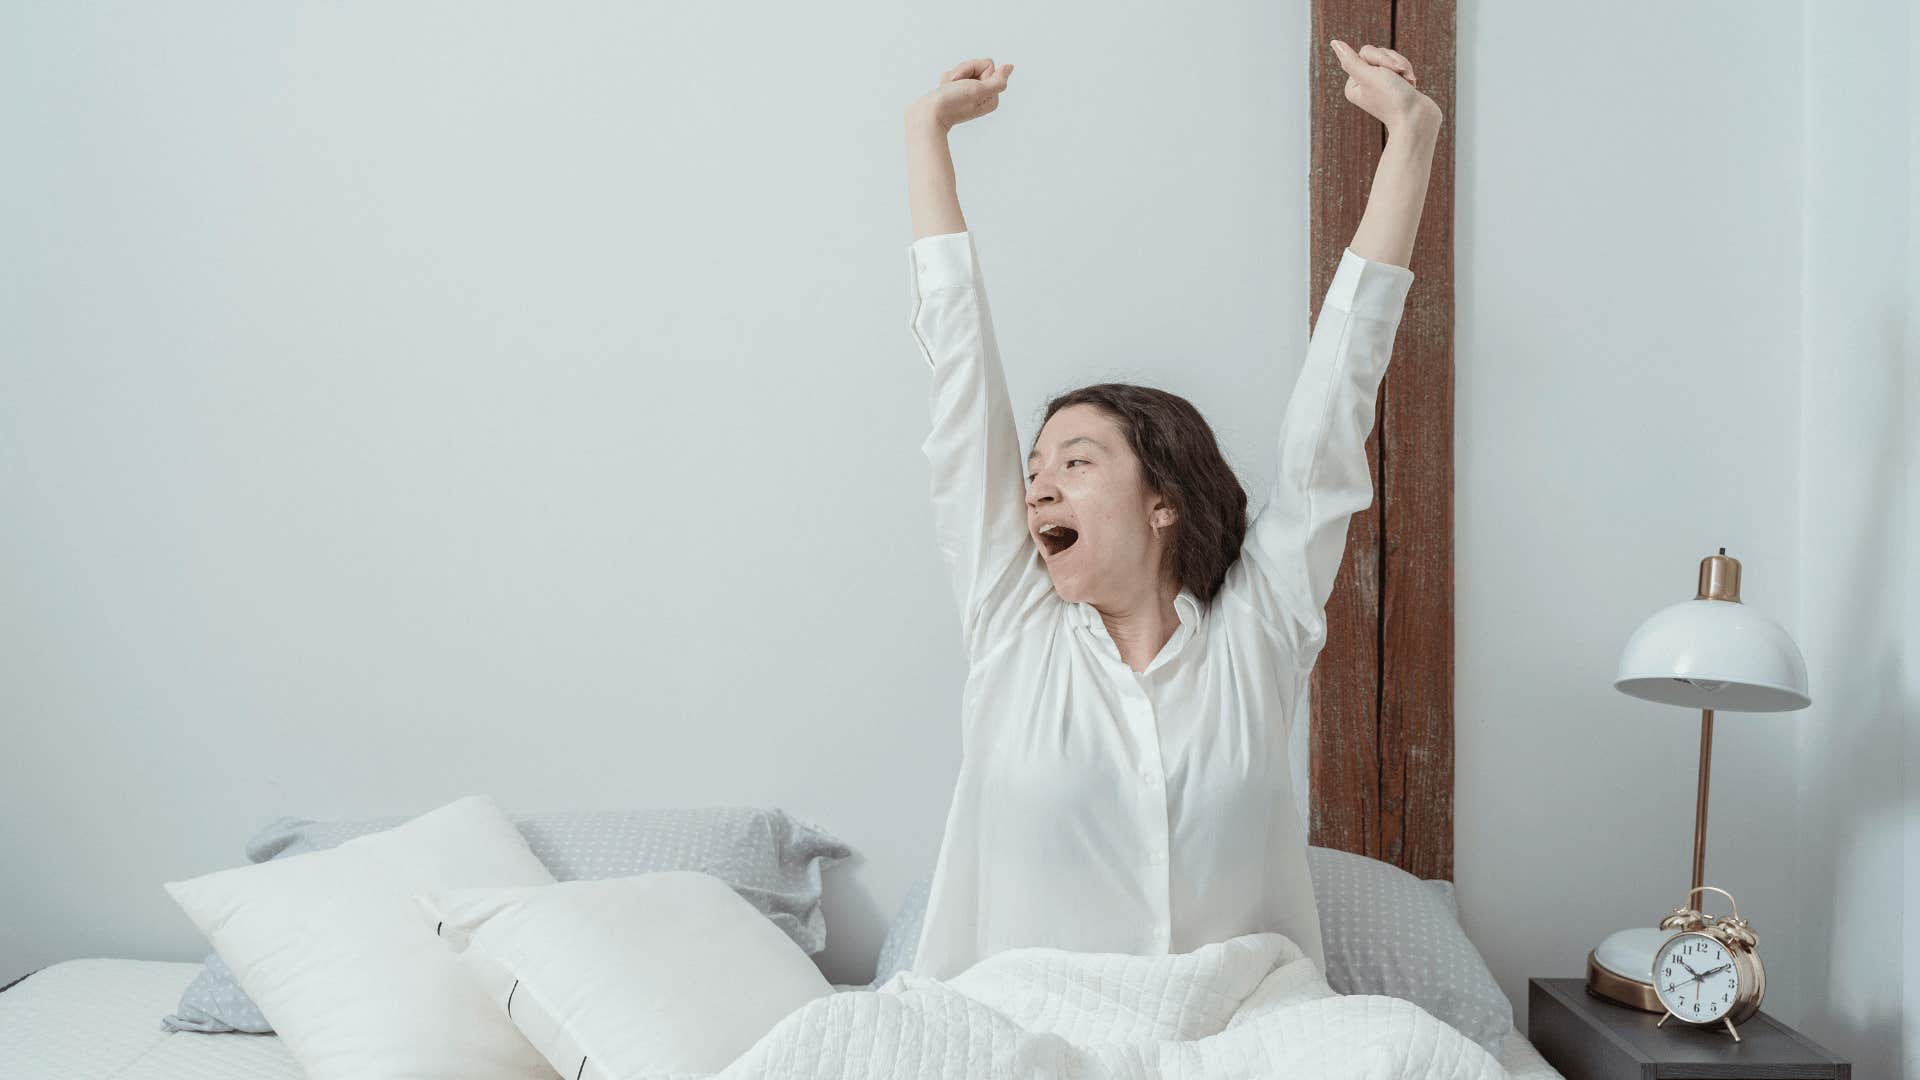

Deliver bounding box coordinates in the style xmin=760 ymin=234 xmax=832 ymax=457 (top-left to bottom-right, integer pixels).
xmin=1688 ymin=549 xmax=1734 ymax=898
xmin=1692 ymin=708 xmax=1714 ymax=897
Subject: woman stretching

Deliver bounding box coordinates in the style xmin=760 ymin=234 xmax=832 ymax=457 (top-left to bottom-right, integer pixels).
xmin=902 ymin=42 xmax=1441 ymax=980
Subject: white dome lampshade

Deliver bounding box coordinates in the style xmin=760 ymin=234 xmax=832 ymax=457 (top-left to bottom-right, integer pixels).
xmin=1586 ymin=548 xmax=1811 ymax=1015
xmin=1614 ymin=598 xmax=1810 ymax=711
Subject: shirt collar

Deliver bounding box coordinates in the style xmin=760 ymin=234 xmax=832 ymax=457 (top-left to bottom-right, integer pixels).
xmin=1074 ymin=588 xmax=1201 ymax=632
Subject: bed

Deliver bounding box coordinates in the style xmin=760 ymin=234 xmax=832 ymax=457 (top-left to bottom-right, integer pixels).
xmin=0 ymin=451 xmax=1556 ymax=1078
xmin=3 ymin=121 xmax=1540 ymax=1070
xmin=0 ymin=955 xmax=1564 ymax=1079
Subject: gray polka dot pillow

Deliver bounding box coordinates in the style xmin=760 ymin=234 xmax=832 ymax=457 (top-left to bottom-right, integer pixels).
xmin=868 ymin=845 xmax=1512 ymax=1055
xmin=1307 ymin=845 xmax=1512 ymax=1054
xmin=162 ymin=806 xmax=852 ymax=1034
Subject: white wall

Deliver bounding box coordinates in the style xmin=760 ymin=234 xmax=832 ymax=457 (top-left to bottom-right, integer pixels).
xmin=1907 ymin=4 xmax=1920 ymax=1073
xmin=1455 ymin=0 xmax=1809 ymax=1035
xmin=1458 ymin=1 xmax=1913 ymax=1072
xmin=0 ymin=2 xmax=1315 ymax=986
xmin=1791 ymin=1 xmax=1911 ymax=1075
xmin=5 ymin=3 xmax=1912 ymax=1066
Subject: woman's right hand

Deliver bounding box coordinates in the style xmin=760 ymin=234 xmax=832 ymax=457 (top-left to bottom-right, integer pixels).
xmin=1329 ymin=41 xmax=1439 ymax=134
xmin=908 ymin=58 xmax=1015 ymax=131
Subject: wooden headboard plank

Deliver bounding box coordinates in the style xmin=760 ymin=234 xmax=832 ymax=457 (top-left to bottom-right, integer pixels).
xmin=1307 ymin=0 xmax=1456 ymax=881
xmin=1306 ymin=0 xmax=1392 ymax=866
xmin=1379 ymin=0 xmax=1457 ymax=883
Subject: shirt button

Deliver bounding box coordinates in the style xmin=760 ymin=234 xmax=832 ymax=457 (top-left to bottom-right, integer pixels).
xmin=1139 ymin=768 xmax=1159 ymax=786
xmin=1148 ymin=849 xmax=1166 ymax=865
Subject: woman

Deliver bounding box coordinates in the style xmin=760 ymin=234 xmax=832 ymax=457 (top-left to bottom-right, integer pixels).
xmin=902 ymin=43 xmax=1440 ymax=981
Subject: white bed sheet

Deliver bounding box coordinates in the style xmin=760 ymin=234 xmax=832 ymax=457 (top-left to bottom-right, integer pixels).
xmin=0 ymin=958 xmax=1564 ymax=1079
xmin=0 ymin=961 xmax=301 ymax=1080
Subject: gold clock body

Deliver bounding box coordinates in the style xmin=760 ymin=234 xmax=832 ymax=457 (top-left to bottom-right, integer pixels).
xmin=1730 ymin=948 xmax=1765 ymax=1025
xmin=1652 ymin=930 xmax=1765 ymax=1028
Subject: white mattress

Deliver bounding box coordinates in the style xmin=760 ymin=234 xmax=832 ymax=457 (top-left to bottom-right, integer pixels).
xmin=0 ymin=961 xmax=302 ymax=1079
xmin=0 ymin=958 xmax=1565 ymax=1078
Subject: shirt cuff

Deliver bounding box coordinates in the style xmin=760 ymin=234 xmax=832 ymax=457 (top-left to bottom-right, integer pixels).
xmin=908 ymin=230 xmax=979 ymax=293
xmin=1324 ymin=247 xmax=1416 ymax=323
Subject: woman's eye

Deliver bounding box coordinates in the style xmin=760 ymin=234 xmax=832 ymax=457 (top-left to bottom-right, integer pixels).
xmin=1026 ymin=460 xmax=1089 ymax=483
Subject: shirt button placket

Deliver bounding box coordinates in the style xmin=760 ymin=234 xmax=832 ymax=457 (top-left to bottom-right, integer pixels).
xmin=1126 ymin=674 xmax=1172 ymax=953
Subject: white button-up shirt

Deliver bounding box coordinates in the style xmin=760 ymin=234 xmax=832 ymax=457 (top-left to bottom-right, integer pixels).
xmin=905 ymin=229 xmax=1413 ymax=981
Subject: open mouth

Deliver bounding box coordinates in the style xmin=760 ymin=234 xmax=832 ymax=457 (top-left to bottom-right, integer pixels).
xmin=1036 ymin=524 xmax=1080 ymax=557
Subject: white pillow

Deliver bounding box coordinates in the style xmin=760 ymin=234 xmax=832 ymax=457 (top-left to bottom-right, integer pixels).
xmin=415 ymin=871 xmax=835 ymax=1079
xmin=163 ymin=794 xmax=558 ymax=1080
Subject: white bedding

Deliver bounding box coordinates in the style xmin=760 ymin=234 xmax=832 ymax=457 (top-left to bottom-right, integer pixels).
xmin=0 ymin=952 xmax=1564 ymax=1079
xmin=0 ymin=961 xmax=301 ymax=1080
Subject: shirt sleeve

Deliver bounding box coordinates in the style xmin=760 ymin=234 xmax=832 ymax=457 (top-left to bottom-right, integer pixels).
xmin=909 ymin=230 xmax=1056 ymax=662
xmin=1220 ymin=247 xmax=1415 ymax=660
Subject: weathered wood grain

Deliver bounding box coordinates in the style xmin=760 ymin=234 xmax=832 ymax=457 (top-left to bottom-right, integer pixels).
xmin=1306 ymin=0 xmax=1454 ymax=881
xmin=1379 ymin=0 xmax=1456 ymax=884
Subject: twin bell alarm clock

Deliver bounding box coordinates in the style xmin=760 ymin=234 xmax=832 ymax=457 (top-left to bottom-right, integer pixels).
xmin=1590 ymin=885 xmax=1766 ymax=1041
xmin=1651 ymin=886 xmax=1765 ymax=1039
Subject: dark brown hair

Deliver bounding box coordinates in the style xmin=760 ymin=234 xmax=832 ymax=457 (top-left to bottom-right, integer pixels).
xmin=1033 ymin=383 xmax=1248 ymax=605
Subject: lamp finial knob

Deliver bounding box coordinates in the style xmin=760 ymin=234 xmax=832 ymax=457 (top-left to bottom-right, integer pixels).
xmin=1697 ymin=551 xmax=1742 ymax=602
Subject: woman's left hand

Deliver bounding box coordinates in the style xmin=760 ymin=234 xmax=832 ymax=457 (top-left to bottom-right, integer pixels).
xmin=1329 ymin=40 xmax=1441 ymax=132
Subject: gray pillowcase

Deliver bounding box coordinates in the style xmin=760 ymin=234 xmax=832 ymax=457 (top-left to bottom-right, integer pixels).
xmin=867 ymin=845 xmax=1512 ymax=1056
xmin=163 ymin=806 xmax=853 ymax=1034
xmin=1308 ymin=845 xmax=1511 ymax=1055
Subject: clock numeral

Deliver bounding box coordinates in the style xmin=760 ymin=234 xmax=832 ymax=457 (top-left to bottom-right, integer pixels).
xmin=1692 ymin=1004 xmax=1700 ymax=1014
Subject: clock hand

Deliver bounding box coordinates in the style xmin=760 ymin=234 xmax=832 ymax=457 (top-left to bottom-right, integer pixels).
xmin=1700 ymin=963 xmax=1731 ymax=979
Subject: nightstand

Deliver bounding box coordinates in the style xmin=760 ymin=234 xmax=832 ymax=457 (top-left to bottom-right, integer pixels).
xmin=1528 ymin=978 xmax=1849 ymax=1079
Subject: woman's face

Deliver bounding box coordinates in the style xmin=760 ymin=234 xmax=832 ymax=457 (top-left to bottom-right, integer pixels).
xmin=1025 ymin=404 xmax=1175 ymax=604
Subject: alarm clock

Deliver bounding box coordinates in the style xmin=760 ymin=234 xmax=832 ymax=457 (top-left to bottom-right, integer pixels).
xmin=1650 ymin=885 xmax=1765 ymax=1041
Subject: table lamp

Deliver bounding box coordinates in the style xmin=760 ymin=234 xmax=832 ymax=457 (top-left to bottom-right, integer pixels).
xmin=1585 ymin=548 xmax=1811 ymax=1011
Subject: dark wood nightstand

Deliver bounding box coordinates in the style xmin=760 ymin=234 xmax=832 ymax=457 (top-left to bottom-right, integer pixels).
xmin=1528 ymin=978 xmax=1849 ymax=1079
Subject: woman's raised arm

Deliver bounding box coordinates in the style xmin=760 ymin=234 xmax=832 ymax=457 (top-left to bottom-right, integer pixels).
xmin=904 ymin=60 xmax=1053 ymax=665
xmin=1222 ymin=42 xmax=1440 ymax=657
xmin=906 ymin=58 xmax=1013 ymax=239
xmin=1332 ymin=39 xmax=1442 ymax=267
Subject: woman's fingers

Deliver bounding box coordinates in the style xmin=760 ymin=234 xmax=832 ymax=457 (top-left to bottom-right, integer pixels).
xmin=962 ymin=60 xmax=1012 ymax=95
xmin=1333 ymin=39 xmax=1417 ymax=81
xmin=1359 ymin=44 xmax=1400 ymax=70
xmin=1358 ymin=44 xmax=1416 ymax=84
xmin=1334 ymin=39 xmax=1391 ymax=88
xmin=1329 ymin=39 xmax=1364 ymax=76
xmin=946 ymin=57 xmax=1012 ymax=94
xmin=943 ymin=58 xmax=994 ymax=84
xmin=1384 ymin=47 xmax=1417 ymax=84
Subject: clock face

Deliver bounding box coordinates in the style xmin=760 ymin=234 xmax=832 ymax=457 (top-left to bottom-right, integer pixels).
xmin=1653 ymin=932 xmax=1740 ymax=1022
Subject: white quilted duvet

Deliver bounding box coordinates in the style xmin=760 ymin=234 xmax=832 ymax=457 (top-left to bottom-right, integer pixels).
xmin=0 ymin=938 xmax=1564 ymax=1079
xmin=712 ymin=931 xmax=1510 ymax=1079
